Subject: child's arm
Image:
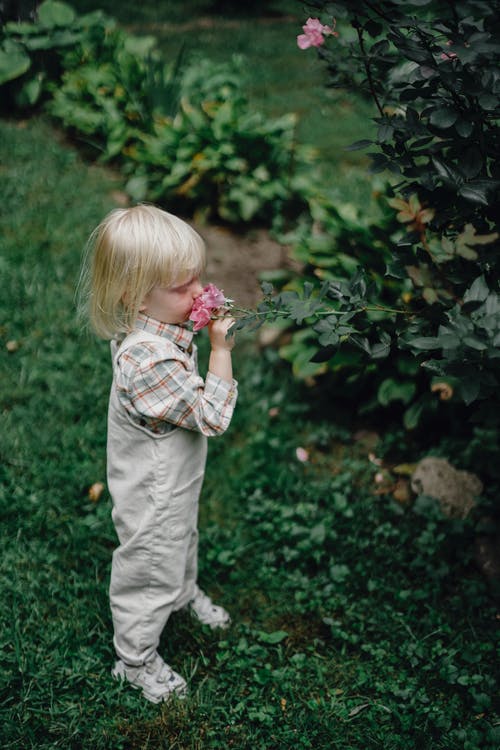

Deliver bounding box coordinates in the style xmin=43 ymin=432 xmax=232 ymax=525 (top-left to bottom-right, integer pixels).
xmin=208 ymin=317 xmax=235 ymax=385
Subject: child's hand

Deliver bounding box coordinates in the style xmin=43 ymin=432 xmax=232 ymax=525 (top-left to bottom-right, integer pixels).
xmin=208 ymin=316 xmax=235 ymax=351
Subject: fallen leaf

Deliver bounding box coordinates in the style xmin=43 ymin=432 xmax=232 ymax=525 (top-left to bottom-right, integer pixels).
xmin=392 ymin=463 xmax=417 ymax=476
xmin=348 ymin=703 xmax=370 ymax=717
xmin=393 ymin=478 xmax=411 ymax=504
xmin=88 ymin=482 xmax=105 ymax=502
xmin=431 ymin=381 xmax=454 ymax=400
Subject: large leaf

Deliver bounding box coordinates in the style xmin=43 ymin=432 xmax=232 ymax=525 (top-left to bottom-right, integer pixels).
xmin=378 ymin=378 xmax=416 ymax=406
xmin=0 ymin=42 xmax=31 ymax=85
xmin=37 ymin=0 xmax=76 ymax=27
xmin=429 ymin=106 xmax=458 ymax=129
xmin=458 ymin=182 xmax=493 ymax=206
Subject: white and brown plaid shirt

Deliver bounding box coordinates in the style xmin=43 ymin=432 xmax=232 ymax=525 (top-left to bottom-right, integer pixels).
xmin=114 ymin=313 xmax=237 ymax=435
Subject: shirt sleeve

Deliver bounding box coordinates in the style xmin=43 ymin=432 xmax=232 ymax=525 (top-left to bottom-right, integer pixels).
xmin=117 ymin=343 xmax=238 ymax=436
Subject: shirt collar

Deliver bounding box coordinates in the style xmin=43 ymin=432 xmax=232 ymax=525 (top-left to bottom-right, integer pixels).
xmin=135 ymin=312 xmax=194 ymax=351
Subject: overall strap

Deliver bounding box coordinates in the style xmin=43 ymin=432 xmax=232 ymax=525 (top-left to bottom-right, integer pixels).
xmin=110 ymin=329 xmax=174 ymax=370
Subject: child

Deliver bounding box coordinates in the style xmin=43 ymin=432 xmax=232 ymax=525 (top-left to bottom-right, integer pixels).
xmin=84 ymin=204 xmax=237 ymax=703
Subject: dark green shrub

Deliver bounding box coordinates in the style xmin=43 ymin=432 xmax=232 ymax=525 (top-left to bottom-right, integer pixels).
xmin=237 ymin=0 xmax=499 ymax=430
xmin=124 ymin=57 xmax=310 ymax=223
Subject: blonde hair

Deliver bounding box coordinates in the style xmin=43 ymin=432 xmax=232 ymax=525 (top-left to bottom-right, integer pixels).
xmin=80 ymin=204 xmax=206 ymax=339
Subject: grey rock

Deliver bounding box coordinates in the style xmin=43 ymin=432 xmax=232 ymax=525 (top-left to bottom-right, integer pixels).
xmin=411 ymin=457 xmax=483 ymax=519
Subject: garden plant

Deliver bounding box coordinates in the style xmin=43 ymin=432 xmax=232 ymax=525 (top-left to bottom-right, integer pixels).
xmin=236 ymin=0 xmax=500 ymax=440
xmin=0 ymin=1 xmax=499 ymax=748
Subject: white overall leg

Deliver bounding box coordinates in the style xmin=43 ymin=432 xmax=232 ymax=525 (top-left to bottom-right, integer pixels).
xmin=110 ymin=471 xmax=204 ymax=666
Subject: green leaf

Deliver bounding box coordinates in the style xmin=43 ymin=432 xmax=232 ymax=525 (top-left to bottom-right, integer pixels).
xmin=461 ymin=147 xmax=483 ymax=179
xmin=15 ymin=73 xmax=44 ymax=107
xmin=458 ymin=183 xmax=491 ymax=206
xmin=370 ymin=342 xmax=390 ymax=359
xmin=432 ymin=157 xmax=463 ymax=188
xmin=377 ymin=123 xmax=394 ymax=143
xmin=378 ymin=378 xmax=416 ymax=406
xmin=286 ymin=298 xmax=321 ymax=325
xmin=258 ymin=630 xmax=288 ymax=644
xmin=463 ymin=337 xmax=488 ymax=351
xmin=463 ymin=276 xmax=490 ymax=304
xmin=403 ymin=400 xmax=424 ymax=430
xmin=126 ymin=175 xmax=149 ymax=201
xmin=0 ymin=43 xmax=31 ymax=85
xmin=459 ymin=377 xmax=481 ymax=405
xmin=409 ymin=337 xmax=442 ymax=350
xmin=344 ymin=139 xmax=373 ymax=151
xmin=38 ymin=0 xmax=76 ymax=27
xmin=429 ymin=107 xmax=458 ymax=129
xmin=478 ymin=93 xmax=498 ymax=111
xmin=455 ymin=119 xmax=474 ymax=138
xmin=330 ymin=564 xmax=350 ymax=582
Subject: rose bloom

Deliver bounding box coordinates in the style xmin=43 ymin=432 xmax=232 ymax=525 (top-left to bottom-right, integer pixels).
xmin=200 ymin=283 xmax=226 ymax=308
xmin=297 ymin=17 xmax=337 ymax=49
xmin=189 ymin=283 xmax=228 ymax=331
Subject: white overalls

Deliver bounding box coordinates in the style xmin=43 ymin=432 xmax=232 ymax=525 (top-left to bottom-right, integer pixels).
xmin=107 ymin=330 xmax=208 ymax=667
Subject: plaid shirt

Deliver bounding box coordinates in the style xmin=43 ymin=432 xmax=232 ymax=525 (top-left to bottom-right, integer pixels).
xmin=114 ymin=313 xmax=237 ymax=436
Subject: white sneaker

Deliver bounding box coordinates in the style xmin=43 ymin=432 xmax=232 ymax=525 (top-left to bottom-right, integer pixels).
xmin=188 ymin=585 xmax=231 ymax=629
xmin=112 ymin=652 xmax=187 ymax=704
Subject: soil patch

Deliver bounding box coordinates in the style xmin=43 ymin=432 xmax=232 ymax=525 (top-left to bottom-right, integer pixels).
xmin=195 ymin=223 xmax=288 ymax=308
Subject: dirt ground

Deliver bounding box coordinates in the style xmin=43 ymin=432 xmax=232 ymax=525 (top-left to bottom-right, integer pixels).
xmin=195 ymin=223 xmax=288 ymax=308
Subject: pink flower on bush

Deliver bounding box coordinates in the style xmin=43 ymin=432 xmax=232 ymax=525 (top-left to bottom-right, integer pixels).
xmin=440 ymin=40 xmax=458 ymax=61
xmin=297 ymin=17 xmax=338 ymax=50
xmin=189 ymin=283 xmax=229 ymax=331
xmin=296 ymin=446 xmax=310 ymax=463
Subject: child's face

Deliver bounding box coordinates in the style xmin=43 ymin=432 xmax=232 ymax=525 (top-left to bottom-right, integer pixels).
xmin=140 ymin=275 xmax=203 ymax=325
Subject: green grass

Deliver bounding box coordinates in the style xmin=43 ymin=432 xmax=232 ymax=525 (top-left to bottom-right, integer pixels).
xmin=1 ymin=117 xmax=499 ymax=748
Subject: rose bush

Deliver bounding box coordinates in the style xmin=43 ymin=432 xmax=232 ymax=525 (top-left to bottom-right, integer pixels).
xmin=236 ymin=0 xmax=499 ymax=435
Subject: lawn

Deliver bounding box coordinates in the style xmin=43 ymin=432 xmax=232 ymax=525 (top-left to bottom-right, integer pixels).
xmin=0 ymin=115 xmax=499 ymax=748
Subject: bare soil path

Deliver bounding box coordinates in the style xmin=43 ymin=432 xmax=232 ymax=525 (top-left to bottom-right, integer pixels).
xmin=195 ymin=222 xmax=287 ymax=308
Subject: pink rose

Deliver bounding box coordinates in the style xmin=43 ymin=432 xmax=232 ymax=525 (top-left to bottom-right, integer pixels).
xmin=189 ymin=283 xmax=230 ymax=331
xmin=297 ymin=17 xmax=338 ymax=50
xmin=440 ymin=40 xmax=458 ymax=61
xmin=189 ymin=304 xmax=213 ymax=331
xmin=296 ymin=447 xmax=310 ymax=463
xmin=200 ymin=283 xmax=226 ymax=308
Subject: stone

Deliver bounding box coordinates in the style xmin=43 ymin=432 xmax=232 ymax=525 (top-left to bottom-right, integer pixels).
xmin=410 ymin=457 xmax=483 ymax=519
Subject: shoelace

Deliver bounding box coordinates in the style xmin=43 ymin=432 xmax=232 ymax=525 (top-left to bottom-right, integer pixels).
xmin=145 ymin=655 xmax=172 ymax=683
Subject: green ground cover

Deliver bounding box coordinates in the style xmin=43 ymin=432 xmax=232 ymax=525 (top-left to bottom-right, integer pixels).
xmin=0 ymin=117 xmax=499 ymax=748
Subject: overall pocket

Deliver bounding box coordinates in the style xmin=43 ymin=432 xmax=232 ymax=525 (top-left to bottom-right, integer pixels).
xmin=164 ymin=473 xmax=205 ymax=541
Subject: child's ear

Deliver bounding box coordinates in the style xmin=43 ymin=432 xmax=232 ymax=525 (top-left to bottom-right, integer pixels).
xmin=121 ymin=290 xmax=146 ymax=312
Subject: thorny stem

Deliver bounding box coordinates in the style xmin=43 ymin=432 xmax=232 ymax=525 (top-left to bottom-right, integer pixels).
xmin=213 ymin=302 xmax=410 ymax=321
